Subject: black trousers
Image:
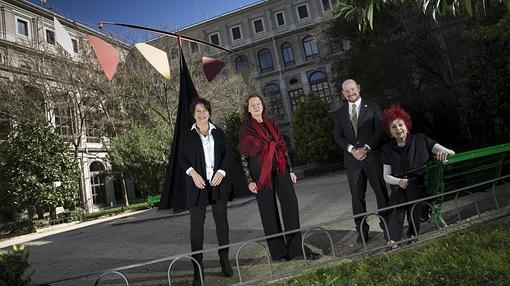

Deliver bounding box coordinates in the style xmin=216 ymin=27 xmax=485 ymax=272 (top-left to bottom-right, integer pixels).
xmin=189 ymin=200 xmax=229 ymax=263
xmin=388 ymin=183 xmax=426 ymax=241
xmin=256 ymin=171 xmax=305 ymax=260
xmin=345 ymin=156 xmax=389 ymax=236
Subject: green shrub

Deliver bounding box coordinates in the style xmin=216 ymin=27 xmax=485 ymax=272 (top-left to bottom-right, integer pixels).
xmin=224 ymin=109 xmax=243 ymax=163
xmin=1 ymin=221 xmax=35 ymax=236
xmin=66 ymin=208 xmax=86 ymax=222
xmin=0 ymin=121 xmax=79 ymax=217
xmin=0 ymin=245 xmax=31 ymax=285
xmin=108 ymin=124 xmax=171 ymax=197
xmin=125 ymin=202 xmax=150 ymax=211
xmin=31 ymin=219 xmax=50 ymax=229
xmin=291 ymin=93 xmax=342 ymax=165
xmin=128 ymin=198 xmax=146 ymax=205
xmin=83 ymin=202 xmax=150 ymax=220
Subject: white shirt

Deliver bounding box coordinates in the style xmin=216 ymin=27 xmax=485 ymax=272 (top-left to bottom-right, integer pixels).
xmin=348 ymin=97 xmax=362 ymax=121
xmin=347 ymin=97 xmax=370 ymax=153
xmin=186 ymin=122 xmax=226 ymax=181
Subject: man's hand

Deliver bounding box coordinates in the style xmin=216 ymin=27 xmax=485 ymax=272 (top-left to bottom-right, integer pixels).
xmin=190 ymin=169 xmax=206 ymax=189
xmin=210 ymin=172 xmax=224 ymax=186
xmin=352 ymin=147 xmax=368 ymax=161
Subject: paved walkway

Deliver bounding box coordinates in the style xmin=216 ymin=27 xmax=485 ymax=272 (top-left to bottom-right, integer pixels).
xmin=1 ymin=172 xmax=508 ymax=286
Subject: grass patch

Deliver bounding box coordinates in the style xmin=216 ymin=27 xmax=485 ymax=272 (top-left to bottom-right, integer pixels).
xmin=0 ymin=203 xmax=152 ymax=241
xmin=83 ymin=202 xmax=151 ymax=220
xmin=275 ymin=223 xmax=510 ymax=285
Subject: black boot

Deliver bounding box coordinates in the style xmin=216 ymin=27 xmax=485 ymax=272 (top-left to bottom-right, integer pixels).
xmin=219 ymin=252 xmax=233 ymax=277
xmin=192 ymin=260 xmax=204 ymax=286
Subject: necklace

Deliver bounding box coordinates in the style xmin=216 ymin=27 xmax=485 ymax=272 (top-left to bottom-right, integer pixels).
xmin=196 ymin=125 xmax=209 ymax=136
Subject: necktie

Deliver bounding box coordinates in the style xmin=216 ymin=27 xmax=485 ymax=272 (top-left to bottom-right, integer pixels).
xmin=351 ymin=104 xmax=358 ymax=136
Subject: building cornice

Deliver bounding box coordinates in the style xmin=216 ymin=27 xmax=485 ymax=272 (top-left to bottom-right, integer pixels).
xmin=2 ymin=0 xmax=130 ymax=48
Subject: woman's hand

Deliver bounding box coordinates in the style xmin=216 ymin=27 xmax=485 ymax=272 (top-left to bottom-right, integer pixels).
xmin=436 ymin=150 xmax=449 ymax=162
xmin=290 ymin=172 xmax=297 ymax=184
xmin=399 ymin=179 xmax=409 ymax=189
xmin=248 ymin=182 xmax=258 ymax=194
xmin=210 ymin=172 xmax=224 ymax=187
xmin=190 ymin=170 xmax=206 ymax=189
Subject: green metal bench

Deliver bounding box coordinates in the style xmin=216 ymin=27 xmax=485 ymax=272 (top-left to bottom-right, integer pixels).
xmin=147 ymin=194 xmax=161 ymax=207
xmin=425 ymin=143 xmax=510 ymax=227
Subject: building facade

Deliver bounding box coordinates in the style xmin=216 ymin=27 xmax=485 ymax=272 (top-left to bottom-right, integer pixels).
xmin=0 ymin=0 xmax=135 ymax=213
xmin=159 ymin=0 xmax=344 ymax=137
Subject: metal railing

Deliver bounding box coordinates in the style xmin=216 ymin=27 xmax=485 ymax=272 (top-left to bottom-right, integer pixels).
xmin=37 ymin=143 xmax=510 ymax=285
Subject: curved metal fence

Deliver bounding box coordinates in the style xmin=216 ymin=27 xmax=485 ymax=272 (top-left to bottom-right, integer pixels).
xmin=37 ymin=143 xmax=510 ymax=285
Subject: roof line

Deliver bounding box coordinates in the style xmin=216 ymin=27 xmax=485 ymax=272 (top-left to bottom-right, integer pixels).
xmin=18 ymin=0 xmax=131 ymax=46
xmin=174 ymin=0 xmax=269 ymax=32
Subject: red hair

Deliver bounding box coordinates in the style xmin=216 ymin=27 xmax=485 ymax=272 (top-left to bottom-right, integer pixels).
xmin=381 ymin=105 xmax=412 ymax=135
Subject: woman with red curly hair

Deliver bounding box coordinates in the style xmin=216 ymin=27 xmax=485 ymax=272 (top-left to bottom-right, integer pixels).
xmin=381 ymin=105 xmax=455 ymax=247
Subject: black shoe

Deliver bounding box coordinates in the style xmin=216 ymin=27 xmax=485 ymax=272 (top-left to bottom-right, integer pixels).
xmin=192 ymin=276 xmax=202 ymax=286
xmin=305 ymin=251 xmax=321 ymax=260
xmin=271 ymin=256 xmax=289 ymax=262
xmin=220 ymin=258 xmax=233 ymax=277
xmin=356 ymin=233 xmax=370 ymax=244
xmin=191 ymin=277 xmax=202 ymax=286
xmin=291 ymin=251 xmax=321 ymax=261
xmin=192 ymin=262 xmax=204 ymax=286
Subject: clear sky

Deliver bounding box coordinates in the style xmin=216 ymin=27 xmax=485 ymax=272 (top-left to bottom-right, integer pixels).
xmin=29 ymin=0 xmax=262 ymax=42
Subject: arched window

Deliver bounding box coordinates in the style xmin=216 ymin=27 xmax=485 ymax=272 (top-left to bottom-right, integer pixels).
xmin=90 ymin=161 xmax=106 ymax=206
xmin=309 ymin=71 xmax=332 ymax=103
xmin=263 ymin=84 xmax=285 ymax=120
xmin=303 ymin=36 xmax=319 ymax=61
xmin=280 ymin=42 xmax=295 ymax=67
xmin=235 ymin=55 xmax=249 ymax=73
xmin=257 ymin=49 xmax=274 ymax=73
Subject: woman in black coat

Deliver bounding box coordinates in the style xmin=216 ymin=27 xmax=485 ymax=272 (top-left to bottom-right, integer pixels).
xmin=381 ymin=105 xmax=454 ymax=247
xmin=179 ymin=98 xmax=233 ymax=285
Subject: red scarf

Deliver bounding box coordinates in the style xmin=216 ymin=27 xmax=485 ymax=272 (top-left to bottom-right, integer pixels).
xmin=239 ymin=115 xmax=287 ymax=190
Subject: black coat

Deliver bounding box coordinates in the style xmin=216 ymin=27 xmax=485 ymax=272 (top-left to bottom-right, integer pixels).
xmin=179 ymin=126 xmax=233 ymax=208
xmin=333 ymin=99 xmax=384 ymax=169
xmin=382 ymin=133 xmax=437 ymax=185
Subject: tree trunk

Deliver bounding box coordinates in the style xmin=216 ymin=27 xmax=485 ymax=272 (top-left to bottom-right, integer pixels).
xmin=121 ymin=174 xmax=129 ymax=207
xmin=27 ymin=207 xmax=36 ymax=220
xmin=37 ymin=208 xmax=44 ymax=219
xmin=50 ymin=206 xmax=57 ymax=220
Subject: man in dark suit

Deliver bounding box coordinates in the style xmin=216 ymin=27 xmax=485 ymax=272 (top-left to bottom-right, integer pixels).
xmin=333 ymin=79 xmax=389 ymax=243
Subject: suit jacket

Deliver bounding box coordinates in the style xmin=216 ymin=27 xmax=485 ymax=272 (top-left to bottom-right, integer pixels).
xmin=333 ymin=99 xmax=384 ymax=170
xmin=179 ymin=125 xmax=233 ymax=208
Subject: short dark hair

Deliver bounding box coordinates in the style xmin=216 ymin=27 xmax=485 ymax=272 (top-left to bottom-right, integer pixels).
xmin=381 ymin=104 xmax=412 ymax=135
xmin=190 ymin=97 xmax=212 ymax=123
xmin=242 ymin=94 xmax=266 ymax=120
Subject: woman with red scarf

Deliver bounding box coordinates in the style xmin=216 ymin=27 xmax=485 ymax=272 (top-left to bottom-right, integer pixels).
xmin=239 ymin=95 xmax=320 ymax=261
